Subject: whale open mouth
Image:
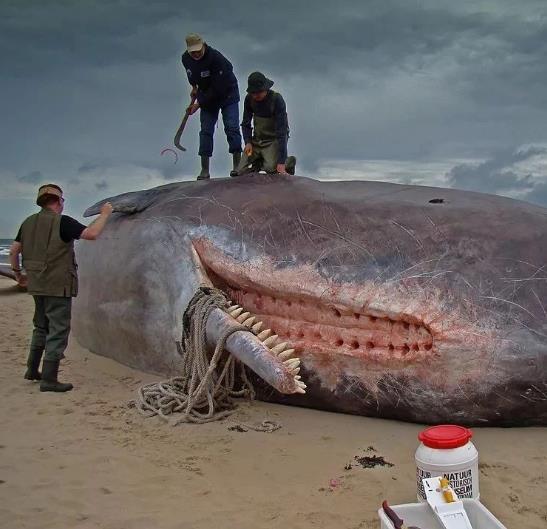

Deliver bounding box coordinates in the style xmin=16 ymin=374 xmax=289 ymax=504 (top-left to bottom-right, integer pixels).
xmin=222 ymin=284 xmax=434 ymax=363
xmin=193 ymin=240 xmax=435 ymax=396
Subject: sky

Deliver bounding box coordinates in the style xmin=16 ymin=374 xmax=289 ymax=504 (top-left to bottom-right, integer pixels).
xmin=1 ymin=0 xmax=547 ymax=236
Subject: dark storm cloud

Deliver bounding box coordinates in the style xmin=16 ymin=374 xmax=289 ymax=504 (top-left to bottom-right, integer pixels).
xmin=525 ymin=181 xmax=547 ymax=207
xmin=444 ymin=145 xmax=547 ymax=209
xmin=78 ymin=162 xmax=104 ymax=175
xmin=2 ymin=0 xmax=547 ymax=236
xmin=18 ymin=170 xmax=44 ymax=184
xmin=77 ymin=158 xmax=184 ymax=181
xmin=95 ymin=180 xmax=108 ymax=191
xmin=3 ymin=1 xmax=547 ymax=90
xmin=0 ymin=1 xmax=181 ymax=76
xmin=158 ymin=164 xmax=186 ymax=181
xmin=446 ymin=147 xmax=546 ymax=194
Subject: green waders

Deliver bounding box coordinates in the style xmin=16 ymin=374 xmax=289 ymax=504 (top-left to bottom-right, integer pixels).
xmin=28 ymin=296 xmax=73 ymax=392
xmin=239 ymin=114 xmax=278 ymax=174
xmin=235 ymin=113 xmax=296 ymax=176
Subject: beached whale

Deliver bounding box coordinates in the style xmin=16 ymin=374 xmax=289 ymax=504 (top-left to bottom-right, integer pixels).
xmin=73 ymin=174 xmax=547 ymax=426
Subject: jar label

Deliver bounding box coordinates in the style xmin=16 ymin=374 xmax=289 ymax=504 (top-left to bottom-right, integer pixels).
xmin=416 ymin=467 xmax=475 ymax=500
xmin=416 ymin=467 xmax=432 ymax=499
xmin=446 ymin=469 xmax=474 ymax=498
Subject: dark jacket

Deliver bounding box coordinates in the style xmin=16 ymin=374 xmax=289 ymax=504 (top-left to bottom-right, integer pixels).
xmin=241 ymin=91 xmax=289 ymax=163
xmin=181 ymin=45 xmax=239 ymax=110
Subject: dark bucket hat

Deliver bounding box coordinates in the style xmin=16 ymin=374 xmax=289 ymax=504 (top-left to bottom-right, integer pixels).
xmin=246 ymin=71 xmax=274 ymax=93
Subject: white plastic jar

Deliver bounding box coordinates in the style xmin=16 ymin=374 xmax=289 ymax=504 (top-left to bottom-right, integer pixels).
xmin=415 ymin=424 xmax=479 ymax=502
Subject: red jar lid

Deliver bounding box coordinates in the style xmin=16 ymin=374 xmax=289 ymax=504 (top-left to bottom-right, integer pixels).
xmin=418 ymin=425 xmax=473 ymax=449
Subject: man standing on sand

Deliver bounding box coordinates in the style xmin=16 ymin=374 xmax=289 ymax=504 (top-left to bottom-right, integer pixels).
xmin=182 ymin=33 xmax=243 ymax=180
xmin=234 ymin=71 xmax=296 ymax=176
xmin=9 ymin=184 xmax=113 ymax=393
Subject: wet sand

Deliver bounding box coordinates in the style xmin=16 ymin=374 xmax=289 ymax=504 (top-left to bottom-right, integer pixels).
xmin=0 ymin=276 xmax=546 ymax=529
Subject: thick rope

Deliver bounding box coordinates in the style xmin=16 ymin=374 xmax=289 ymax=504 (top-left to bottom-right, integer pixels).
xmin=132 ymin=287 xmax=280 ymax=431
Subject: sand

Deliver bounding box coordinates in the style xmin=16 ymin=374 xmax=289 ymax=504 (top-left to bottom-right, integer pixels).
xmin=0 ymin=275 xmax=546 ymax=529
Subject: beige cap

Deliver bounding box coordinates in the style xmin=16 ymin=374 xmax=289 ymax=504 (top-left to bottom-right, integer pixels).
xmin=36 ymin=183 xmax=63 ymax=206
xmin=185 ymin=33 xmax=204 ymax=53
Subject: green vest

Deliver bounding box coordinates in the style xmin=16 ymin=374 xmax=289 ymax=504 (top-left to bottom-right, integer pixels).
xmin=20 ymin=209 xmax=78 ymax=297
xmin=251 ymin=91 xmax=280 ymax=147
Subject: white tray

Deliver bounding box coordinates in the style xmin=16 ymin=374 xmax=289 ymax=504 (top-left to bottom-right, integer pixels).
xmin=378 ymin=499 xmax=506 ymax=529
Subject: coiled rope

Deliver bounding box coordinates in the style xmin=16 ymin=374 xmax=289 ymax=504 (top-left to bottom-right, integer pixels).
xmin=132 ymin=287 xmax=280 ymax=432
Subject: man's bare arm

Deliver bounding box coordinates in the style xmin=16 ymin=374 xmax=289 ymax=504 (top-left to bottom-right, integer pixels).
xmin=9 ymin=241 xmax=22 ymax=272
xmin=80 ymin=202 xmax=113 ymax=240
xmin=9 ymin=241 xmax=26 ymax=285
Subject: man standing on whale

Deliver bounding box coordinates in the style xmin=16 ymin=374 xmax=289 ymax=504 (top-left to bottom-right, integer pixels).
xmin=182 ymin=33 xmax=243 ymax=180
xmin=9 ymin=184 xmax=112 ymax=393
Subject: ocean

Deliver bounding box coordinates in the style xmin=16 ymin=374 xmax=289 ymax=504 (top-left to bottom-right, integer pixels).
xmin=0 ymin=239 xmax=12 ymax=265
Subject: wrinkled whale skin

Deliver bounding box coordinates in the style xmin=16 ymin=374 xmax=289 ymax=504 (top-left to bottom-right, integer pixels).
xmin=73 ymin=175 xmax=547 ymax=426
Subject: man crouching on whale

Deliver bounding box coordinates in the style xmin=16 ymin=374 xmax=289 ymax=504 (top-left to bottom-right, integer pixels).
xmin=9 ymin=184 xmax=113 ymax=392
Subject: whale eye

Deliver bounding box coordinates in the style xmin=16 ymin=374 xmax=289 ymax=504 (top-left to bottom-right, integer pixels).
xmin=429 ymin=198 xmax=445 ymax=204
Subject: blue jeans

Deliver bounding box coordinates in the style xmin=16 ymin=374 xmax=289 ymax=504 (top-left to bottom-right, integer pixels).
xmin=199 ymin=102 xmax=242 ymax=157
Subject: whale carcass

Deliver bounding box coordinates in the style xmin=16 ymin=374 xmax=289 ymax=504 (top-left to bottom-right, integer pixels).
xmin=73 ymin=175 xmax=547 ymax=426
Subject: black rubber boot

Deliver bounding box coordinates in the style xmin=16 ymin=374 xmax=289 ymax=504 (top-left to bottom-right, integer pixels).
xmin=286 ymin=156 xmax=296 ymax=176
xmin=230 ymin=152 xmax=242 ymax=177
xmin=40 ymin=360 xmax=73 ymax=393
xmin=197 ymin=156 xmax=210 ymax=180
xmin=24 ymin=348 xmax=43 ymax=381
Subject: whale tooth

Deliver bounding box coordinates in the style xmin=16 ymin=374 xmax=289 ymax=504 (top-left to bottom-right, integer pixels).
xmin=206 ymin=307 xmax=298 ymax=396
xmin=296 ymin=381 xmax=307 ymax=389
xmin=294 ymin=375 xmax=301 ymax=380
xmin=243 ymin=314 xmax=256 ymax=329
xmin=271 ymin=342 xmax=288 ymax=355
xmin=278 ymin=349 xmax=295 ymax=360
xmin=294 ymin=387 xmax=306 ymax=394
xmin=227 ymin=304 xmax=239 ymax=312
xmin=226 ymin=300 xmax=233 ymax=306
xmin=251 ymin=322 xmax=263 ymax=333
xmin=236 ymin=311 xmax=251 ymax=323
xmin=289 ymin=367 xmax=300 ymax=375
xmin=263 ymin=335 xmax=279 ymax=348
xmin=229 ymin=307 xmax=243 ymax=318
xmin=284 ymin=357 xmax=300 ymax=366
xmin=284 ymin=358 xmax=300 ymax=369
xmin=243 ymin=317 xmax=256 ymax=327
xmin=257 ymin=329 xmax=272 ymax=340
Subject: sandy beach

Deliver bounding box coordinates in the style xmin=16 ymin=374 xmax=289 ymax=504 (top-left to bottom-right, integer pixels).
xmin=0 ymin=275 xmax=546 ymax=529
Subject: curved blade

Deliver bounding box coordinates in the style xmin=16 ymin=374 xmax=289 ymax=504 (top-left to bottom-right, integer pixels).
xmin=174 ymin=95 xmax=197 ymax=152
